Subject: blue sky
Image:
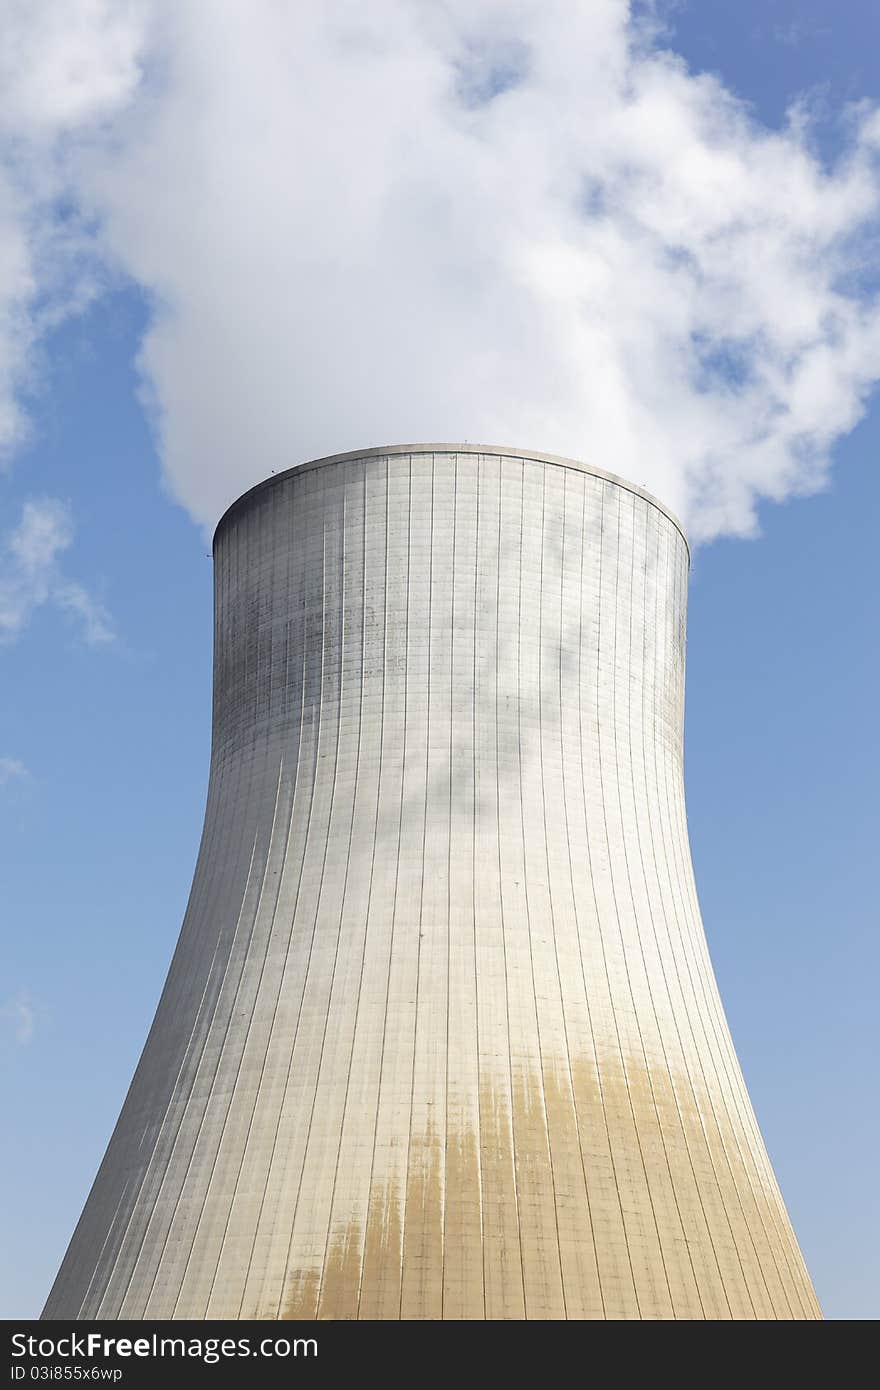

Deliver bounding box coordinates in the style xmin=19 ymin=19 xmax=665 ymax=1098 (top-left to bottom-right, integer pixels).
xmin=1 ymin=1 xmax=878 ymax=1320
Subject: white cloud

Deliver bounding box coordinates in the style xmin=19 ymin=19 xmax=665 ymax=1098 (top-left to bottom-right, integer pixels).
xmin=1 ymin=990 xmax=36 ymax=1046
xmin=0 ymin=0 xmax=146 ymax=136
xmin=8 ymin=495 xmax=73 ymax=572
xmin=1 ymin=1 xmax=880 ymax=540
xmin=0 ymin=1 xmax=147 ymax=458
xmin=0 ymin=755 xmax=29 ymax=784
xmin=0 ymin=498 xmax=115 ymax=644
xmin=54 ymin=580 xmax=115 ymax=645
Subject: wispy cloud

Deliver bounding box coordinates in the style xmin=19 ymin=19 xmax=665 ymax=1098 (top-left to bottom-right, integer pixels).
xmin=0 ymin=755 xmax=29 ymax=785
xmin=1 ymin=3 xmax=880 ymax=541
xmin=771 ymin=20 xmax=832 ymax=50
xmin=0 ymin=498 xmax=115 ymax=645
xmin=1 ymin=990 xmax=36 ymax=1046
xmin=54 ymin=581 xmax=115 ymax=646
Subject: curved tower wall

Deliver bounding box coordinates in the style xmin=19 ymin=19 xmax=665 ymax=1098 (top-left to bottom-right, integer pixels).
xmin=44 ymin=445 xmax=820 ymax=1320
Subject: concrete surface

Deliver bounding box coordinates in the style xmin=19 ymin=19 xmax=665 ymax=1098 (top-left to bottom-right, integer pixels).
xmin=43 ymin=446 xmax=820 ymax=1320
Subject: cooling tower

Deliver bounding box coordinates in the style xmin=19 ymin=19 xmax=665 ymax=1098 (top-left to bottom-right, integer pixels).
xmin=44 ymin=445 xmax=820 ymax=1321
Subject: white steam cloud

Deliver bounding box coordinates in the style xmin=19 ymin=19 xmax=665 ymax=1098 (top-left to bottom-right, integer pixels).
xmin=1 ymin=1 xmax=880 ymax=540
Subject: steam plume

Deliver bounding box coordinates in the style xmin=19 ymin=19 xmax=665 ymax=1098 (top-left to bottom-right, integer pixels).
xmin=2 ymin=1 xmax=880 ymax=539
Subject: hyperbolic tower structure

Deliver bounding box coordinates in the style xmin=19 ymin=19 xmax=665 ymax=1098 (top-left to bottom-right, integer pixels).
xmin=45 ymin=446 xmax=820 ymax=1320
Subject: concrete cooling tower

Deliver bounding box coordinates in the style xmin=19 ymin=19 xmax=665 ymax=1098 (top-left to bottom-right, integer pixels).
xmin=44 ymin=445 xmax=820 ymax=1320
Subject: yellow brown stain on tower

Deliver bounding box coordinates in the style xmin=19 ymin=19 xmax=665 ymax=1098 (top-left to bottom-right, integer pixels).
xmin=278 ymin=1052 xmax=819 ymax=1321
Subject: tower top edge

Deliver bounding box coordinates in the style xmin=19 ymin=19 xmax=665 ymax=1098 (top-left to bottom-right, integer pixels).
xmin=212 ymin=444 xmax=690 ymax=560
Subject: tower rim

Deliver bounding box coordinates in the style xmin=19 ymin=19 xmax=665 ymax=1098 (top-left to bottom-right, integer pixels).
xmin=212 ymin=442 xmax=690 ymax=561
